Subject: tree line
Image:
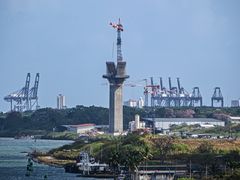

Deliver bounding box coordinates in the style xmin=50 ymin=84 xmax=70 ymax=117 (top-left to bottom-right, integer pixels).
xmin=0 ymin=106 xmax=240 ymax=136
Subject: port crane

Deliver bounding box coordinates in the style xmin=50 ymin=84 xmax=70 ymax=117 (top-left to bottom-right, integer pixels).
xmin=4 ymin=73 xmax=40 ymax=112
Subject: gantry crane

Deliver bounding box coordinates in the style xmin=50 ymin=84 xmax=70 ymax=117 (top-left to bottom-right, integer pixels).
xmin=4 ymin=73 xmax=40 ymax=112
xmin=29 ymin=73 xmax=40 ymax=110
xmin=211 ymin=87 xmax=224 ymax=107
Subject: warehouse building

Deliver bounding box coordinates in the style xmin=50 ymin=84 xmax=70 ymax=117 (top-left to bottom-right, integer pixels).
xmin=228 ymin=116 xmax=240 ymax=124
xmin=59 ymin=124 xmax=96 ymax=134
xmin=143 ymin=118 xmax=225 ymax=132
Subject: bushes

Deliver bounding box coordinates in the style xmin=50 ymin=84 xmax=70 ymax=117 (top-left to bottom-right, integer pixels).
xmin=196 ymin=141 xmax=214 ymax=154
xmin=172 ymin=143 xmax=189 ymax=154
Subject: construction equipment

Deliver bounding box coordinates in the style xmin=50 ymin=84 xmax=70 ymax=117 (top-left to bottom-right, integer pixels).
xmin=145 ymin=77 xmax=203 ymax=107
xmin=103 ymin=19 xmax=129 ymax=133
xmin=191 ymin=87 xmax=202 ymax=107
xmin=29 ymin=73 xmax=40 ymax=110
xmin=110 ymin=18 xmax=123 ymax=62
xmin=211 ymin=87 xmax=224 ymax=107
xmin=143 ymin=79 xmax=149 ymax=107
xmin=4 ymin=73 xmax=40 ymax=112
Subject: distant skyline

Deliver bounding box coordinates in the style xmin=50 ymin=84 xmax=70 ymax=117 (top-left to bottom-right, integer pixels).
xmin=0 ymin=0 xmax=240 ymax=112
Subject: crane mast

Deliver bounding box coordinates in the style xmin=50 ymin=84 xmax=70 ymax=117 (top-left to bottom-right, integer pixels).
xmin=110 ymin=18 xmax=123 ymax=62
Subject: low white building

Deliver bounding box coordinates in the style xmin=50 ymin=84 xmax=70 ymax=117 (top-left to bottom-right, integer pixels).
xmin=229 ymin=116 xmax=240 ymax=124
xmin=61 ymin=124 xmax=96 ymax=134
xmin=129 ymin=114 xmax=146 ymax=132
xmin=143 ymin=118 xmax=225 ymax=131
xmin=200 ymin=124 xmax=215 ymax=128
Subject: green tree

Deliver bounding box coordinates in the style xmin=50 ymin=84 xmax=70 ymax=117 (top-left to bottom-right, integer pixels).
xmin=103 ymin=134 xmax=151 ymax=179
xmin=120 ymin=134 xmax=151 ymax=179
xmin=224 ymin=150 xmax=240 ymax=173
xmin=225 ymin=168 xmax=240 ymax=180
xmin=197 ymin=141 xmax=214 ymax=154
xmin=152 ymin=136 xmax=173 ymax=163
xmin=194 ymin=142 xmax=215 ymax=178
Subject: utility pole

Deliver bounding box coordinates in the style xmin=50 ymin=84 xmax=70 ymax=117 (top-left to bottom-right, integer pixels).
xmin=189 ymin=159 xmax=192 ymax=179
xmin=205 ymin=164 xmax=208 ymax=179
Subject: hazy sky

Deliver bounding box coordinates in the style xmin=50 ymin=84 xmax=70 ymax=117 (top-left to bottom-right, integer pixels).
xmin=0 ymin=0 xmax=240 ymax=112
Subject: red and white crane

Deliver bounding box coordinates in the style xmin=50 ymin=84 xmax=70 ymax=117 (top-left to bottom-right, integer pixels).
xmin=110 ymin=18 xmax=124 ymax=62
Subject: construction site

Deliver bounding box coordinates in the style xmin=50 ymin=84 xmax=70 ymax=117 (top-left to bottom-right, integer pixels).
xmin=103 ymin=19 xmax=129 ymax=133
xmin=3 ymin=73 xmax=224 ymax=112
xmin=4 ymin=73 xmax=40 ymax=112
xmin=3 ymin=18 xmax=225 ymax=112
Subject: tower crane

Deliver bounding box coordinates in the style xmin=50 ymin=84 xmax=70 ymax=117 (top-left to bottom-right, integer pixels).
xmin=143 ymin=79 xmax=149 ymax=107
xmin=110 ymin=19 xmax=124 ymax=62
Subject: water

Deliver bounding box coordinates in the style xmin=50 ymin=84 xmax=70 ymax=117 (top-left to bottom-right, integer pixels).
xmin=0 ymin=138 xmax=96 ymax=180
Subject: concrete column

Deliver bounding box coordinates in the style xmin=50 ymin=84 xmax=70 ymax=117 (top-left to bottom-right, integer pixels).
xmin=109 ymin=84 xmax=123 ymax=133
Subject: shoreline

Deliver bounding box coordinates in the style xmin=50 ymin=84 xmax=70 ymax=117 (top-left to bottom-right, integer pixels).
xmin=0 ymin=138 xmax=84 ymax=179
xmin=28 ymin=151 xmax=75 ymax=168
xmin=30 ymin=153 xmax=75 ymax=168
xmin=0 ymin=136 xmax=75 ymax=141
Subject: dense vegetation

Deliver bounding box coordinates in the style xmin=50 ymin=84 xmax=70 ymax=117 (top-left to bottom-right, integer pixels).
xmin=0 ymin=105 xmax=143 ymax=137
xmin=48 ymin=133 xmax=240 ymax=179
xmin=0 ymin=106 xmax=240 ymax=137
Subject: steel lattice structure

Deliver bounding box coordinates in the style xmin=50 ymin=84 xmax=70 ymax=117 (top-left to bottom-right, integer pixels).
xmin=144 ymin=77 xmax=203 ymax=107
xmin=4 ymin=73 xmax=40 ymax=112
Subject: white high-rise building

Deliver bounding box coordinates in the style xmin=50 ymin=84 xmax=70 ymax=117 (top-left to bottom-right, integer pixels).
xmin=231 ymin=99 xmax=240 ymax=107
xmin=124 ymin=97 xmax=145 ymax=108
xmin=57 ymin=94 xmax=66 ymax=109
xmin=124 ymin=99 xmax=138 ymax=107
xmin=138 ymin=97 xmax=144 ymax=108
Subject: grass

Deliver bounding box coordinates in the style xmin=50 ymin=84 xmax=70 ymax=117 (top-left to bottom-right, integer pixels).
xmin=47 ymin=134 xmax=240 ymax=163
xmin=171 ymin=123 xmax=240 ymax=138
xmin=174 ymin=138 xmax=240 ymax=153
xmin=42 ymin=131 xmax=79 ymax=140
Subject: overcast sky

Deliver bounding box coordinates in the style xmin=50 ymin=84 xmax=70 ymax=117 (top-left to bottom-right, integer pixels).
xmin=0 ymin=0 xmax=239 ymax=112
